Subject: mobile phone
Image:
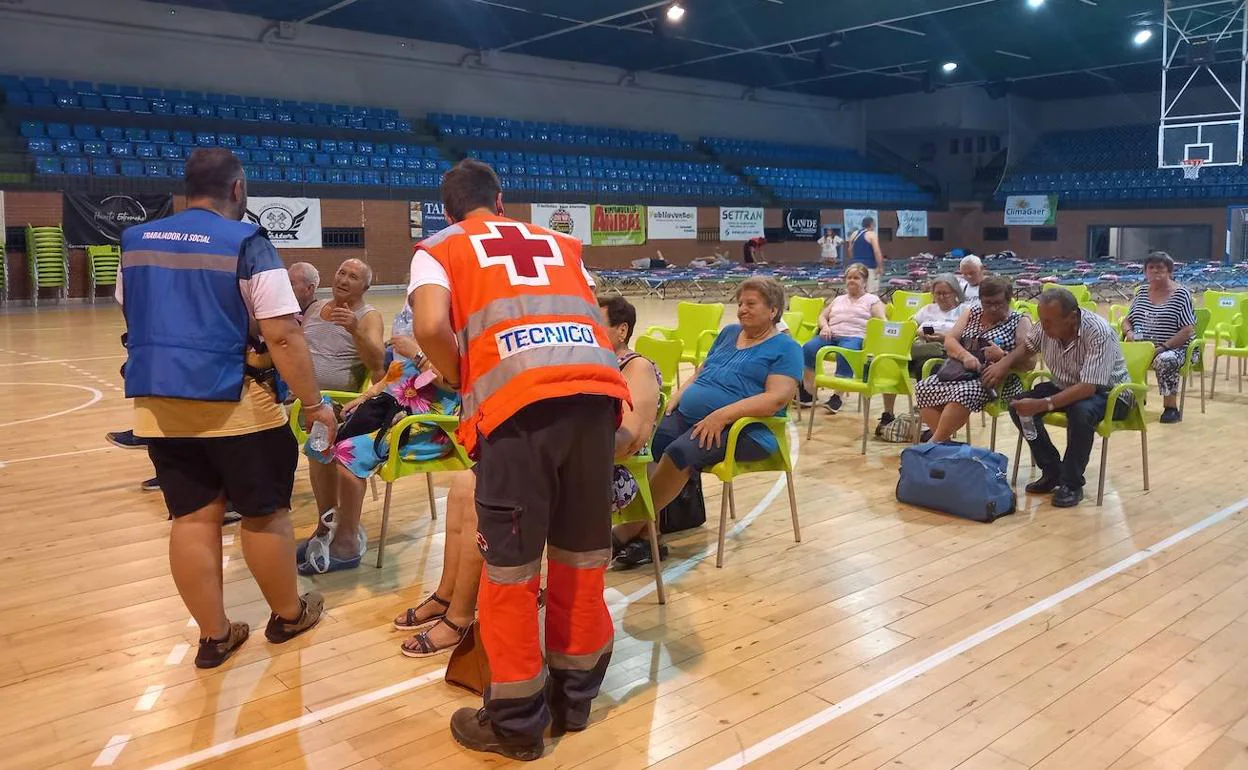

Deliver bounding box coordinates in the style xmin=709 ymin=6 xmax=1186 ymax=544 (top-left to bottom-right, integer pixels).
xmin=922 ymin=325 xmax=935 ymax=335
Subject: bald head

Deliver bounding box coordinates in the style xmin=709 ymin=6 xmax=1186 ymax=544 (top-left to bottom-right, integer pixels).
xmin=330 ymin=258 xmax=373 ymax=304
xmin=287 ymin=262 xmax=320 ymax=312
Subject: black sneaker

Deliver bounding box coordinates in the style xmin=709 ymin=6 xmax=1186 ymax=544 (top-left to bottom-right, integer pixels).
xmin=874 ymin=411 xmax=895 ymax=437
xmin=797 ymin=385 xmax=814 ymax=407
xmin=612 ymin=537 xmax=668 ymax=570
xmin=106 ymin=430 xmax=148 ymax=449
xmin=823 ymin=394 xmax=844 ymax=414
xmin=194 ymin=621 xmax=250 ymax=669
xmin=265 ymin=592 xmax=325 ymax=643
xmin=1025 ymin=474 xmax=1060 ymax=494
xmin=450 ymin=707 xmax=544 ymax=762
xmin=1160 ymin=407 xmax=1182 ymax=424
xmin=1052 ymin=485 xmax=1084 ymax=508
xmin=140 ymin=477 xmax=160 ymax=492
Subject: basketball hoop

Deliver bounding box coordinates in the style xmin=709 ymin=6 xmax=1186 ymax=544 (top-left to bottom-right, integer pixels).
xmin=1182 ymin=158 xmax=1205 ymax=180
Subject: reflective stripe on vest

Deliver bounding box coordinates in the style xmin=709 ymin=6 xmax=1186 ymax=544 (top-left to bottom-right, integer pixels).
xmin=455 ymin=293 xmax=604 ymax=353
xmin=463 ymin=340 xmax=620 ymax=416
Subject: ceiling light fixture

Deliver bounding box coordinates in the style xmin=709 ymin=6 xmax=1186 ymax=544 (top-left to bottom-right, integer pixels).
xmin=1026 ymin=0 xmax=1044 ymax=8
xmin=666 ymin=3 xmax=686 ymax=22
xmin=941 ymin=61 xmax=959 ymax=73
xmin=1133 ymin=28 xmax=1153 ymax=45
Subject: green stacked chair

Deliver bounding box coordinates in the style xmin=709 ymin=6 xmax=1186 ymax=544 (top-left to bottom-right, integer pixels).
xmin=0 ymin=242 xmax=8 ymax=305
xmin=86 ymin=245 xmax=121 ymax=303
xmin=25 ymin=225 xmax=69 ymax=307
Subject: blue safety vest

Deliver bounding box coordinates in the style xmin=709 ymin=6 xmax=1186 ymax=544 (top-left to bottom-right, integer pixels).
xmin=120 ymin=208 xmax=268 ymax=402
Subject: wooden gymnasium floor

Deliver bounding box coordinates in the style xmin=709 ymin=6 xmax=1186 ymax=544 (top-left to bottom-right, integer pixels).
xmin=4 ymin=292 xmax=1248 ymax=770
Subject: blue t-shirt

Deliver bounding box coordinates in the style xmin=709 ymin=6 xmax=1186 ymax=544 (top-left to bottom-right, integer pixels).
xmin=677 ymin=325 xmax=803 ymax=453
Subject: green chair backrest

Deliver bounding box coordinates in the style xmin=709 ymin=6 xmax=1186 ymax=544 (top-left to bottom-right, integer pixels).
xmin=788 ymin=295 xmax=825 ymax=329
xmin=1203 ymin=290 xmax=1248 ymax=335
xmin=1192 ymin=307 xmax=1211 ymax=344
xmin=673 ymin=301 xmax=724 ymax=353
xmin=1121 ymin=341 xmax=1154 ymax=385
xmin=1224 ymin=299 xmax=1248 ymax=348
xmin=863 ymin=317 xmax=918 ymax=358
xmin=635 ymin=335 xmax=682 ymax=395
xmin=1043 ymin=283 xmax=1091 ymax=303
xmin=888 ymin=291 xmax=932 ymax=322
xmin=781 ymin=310 xmax=803 ymax=335
xmin=87 ymin=245 xmax=122 ymax=286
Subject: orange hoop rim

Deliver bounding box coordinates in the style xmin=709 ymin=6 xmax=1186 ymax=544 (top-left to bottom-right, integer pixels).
xmin=1181 ymin=158 xmax=1206 ymax=166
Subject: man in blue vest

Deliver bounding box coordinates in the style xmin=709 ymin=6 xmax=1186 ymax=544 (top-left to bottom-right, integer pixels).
xmin=117 ymin=148 xmax=337 ymax=668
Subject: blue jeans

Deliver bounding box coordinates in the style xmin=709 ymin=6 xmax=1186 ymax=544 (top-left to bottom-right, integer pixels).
xmin=1009 ymin=382 xmax=1130 ymax=489
xmin=802 ymin=335 xmax=865 ymax=379
xmin=653 ymin=410 xmax=771 ymax=471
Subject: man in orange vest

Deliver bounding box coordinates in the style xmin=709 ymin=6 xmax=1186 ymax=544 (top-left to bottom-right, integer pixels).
xmin=409 ymin=160 xmax=631 ymax=761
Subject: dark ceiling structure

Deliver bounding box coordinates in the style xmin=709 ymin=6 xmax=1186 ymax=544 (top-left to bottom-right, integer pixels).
xmin=161 ymin=0 xmax=1180 ymax=101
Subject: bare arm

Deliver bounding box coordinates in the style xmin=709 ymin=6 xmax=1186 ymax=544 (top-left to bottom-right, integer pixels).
xmin=982 ymin=316 xmax=1034 ymax=386
xmin=941 ymin=309 xmax=973 ymax=361
xmin=1161 ymin=323 xmax=1195 ymax=352
xmin=260 ymin=315 xmax=323 ymax=406
xmin=353 ymin=310 xmax=386 ymax=381
xmin=870 ymin=299 xmax=887 ymax=319
xmin=616 ymin=359 xmax=660 ymax=459
xmin=868 ymin=232 xmax=884 ymax=270
xmin=410 ymin=286 xmax=460 ymax=388
xmin=709 ymin=373 xmax=797 ymax=425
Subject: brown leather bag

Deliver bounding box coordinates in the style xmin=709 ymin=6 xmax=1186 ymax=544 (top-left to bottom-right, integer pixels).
xmin=444 ymin=620 xmax=491 ymax=696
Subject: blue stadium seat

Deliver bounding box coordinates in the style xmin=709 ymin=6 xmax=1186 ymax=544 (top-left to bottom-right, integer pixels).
xmin=35 ymin=156 xmax=62 ymax=175
xmin=26 ymin=137 xmax=54 ymax=155
xmin=93 ymin=158 xmax=117 ymax=176
xmin=65 ymin=157 xmax=90 ymax=175
xmin=20 ymin=121 xmax=44 ymax=138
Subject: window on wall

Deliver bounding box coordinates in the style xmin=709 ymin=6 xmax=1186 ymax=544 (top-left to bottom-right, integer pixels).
xmin=950 ymin=138 xmax=960 ymax=155
xmin=322 ymin=227 xmax=365 ymax=248
xmin=1031 ymin=227 xmax=1058 ymax=242
xmin=928 ymin=227 xmax=945 ymax=242
xmin=983 ymin=227 xmax=1010 ymax=241
xmin=879 ymin=227 xmax=894 ymax=241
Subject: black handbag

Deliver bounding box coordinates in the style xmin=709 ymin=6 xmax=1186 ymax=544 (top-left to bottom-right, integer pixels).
xmin=935 ymin=338 xmax=989 ymax=383
xmin=659 ymin=473 xmax=707 ymax=534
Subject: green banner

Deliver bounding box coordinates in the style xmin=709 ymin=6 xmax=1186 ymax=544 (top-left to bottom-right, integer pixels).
xmin=591 ymin=205 xmax=646 ymax=246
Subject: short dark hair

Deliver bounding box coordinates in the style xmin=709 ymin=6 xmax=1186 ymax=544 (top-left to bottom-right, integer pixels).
xmin=1144 ymin=250 xmax=1175 ymax=274
xmin=735 ymin=276 xmax=786 ymax=324
xmin=597 ymin=295 xmax=637 ymax=342
xmin=184 ymin=148 xmax=243 ymax=200
xmin=861 ymin=216 xmax=875 ymax=229
xmin=1037 ymin=286 xmax=1079 ymax=314
xmin=978 ymin=275 xmax=1013 ymax=303
xmin=441 ymin=159 xmax=501 ymax=221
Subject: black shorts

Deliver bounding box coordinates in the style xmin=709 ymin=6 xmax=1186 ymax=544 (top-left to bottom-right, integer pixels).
xmin=146 ymin=425 xmax=298 ymax=518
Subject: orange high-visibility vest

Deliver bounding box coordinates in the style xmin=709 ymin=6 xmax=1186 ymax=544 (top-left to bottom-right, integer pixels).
xmin=420 ymin=214 xmax=629 ymax=455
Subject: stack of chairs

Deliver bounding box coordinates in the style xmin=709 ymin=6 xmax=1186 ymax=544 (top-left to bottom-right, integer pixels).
xmin=86 ymin=245 xmax=121 ymax=303
xmin=25 ymin=225 xmax=69 ymax=306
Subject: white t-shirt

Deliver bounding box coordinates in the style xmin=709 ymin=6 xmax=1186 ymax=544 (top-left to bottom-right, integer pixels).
xmin=818 ymin=235 xmax=842 ymax=262
xmin=959 ymin=277 xmax=981 ymax=303
xmin=912 ymin=302 xmax=966 ymax=336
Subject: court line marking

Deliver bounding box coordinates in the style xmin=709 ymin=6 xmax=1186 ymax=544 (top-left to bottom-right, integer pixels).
xmin=0 ymin=446 xmax=111 ymax=465
xmin=705 ymin=493 xmax=1248 ymax=770
xmin=164 ymin=644 xmax=190 ymax=666
xmin=91 ymin=734 xmax=130 ymax=767
xmin=0 ymin=382 xmax=103 ymax=428
xmin=0 ymin=354 xmax=125 ymax=366
xmin=134 ymin=685 xmax=165 ymax=712
xmin=137 ymin=423 xmax=803 ymax=770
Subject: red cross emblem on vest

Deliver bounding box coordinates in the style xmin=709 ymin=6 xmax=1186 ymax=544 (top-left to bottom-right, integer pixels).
xmin=469 ymin=221 xmax=565 ymax=286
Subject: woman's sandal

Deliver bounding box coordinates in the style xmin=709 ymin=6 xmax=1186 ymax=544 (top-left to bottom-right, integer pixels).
xmin=393 ymin=593 xmax=450 ymax=631
xmin=400 ymin=616 xmax=468 ymax=658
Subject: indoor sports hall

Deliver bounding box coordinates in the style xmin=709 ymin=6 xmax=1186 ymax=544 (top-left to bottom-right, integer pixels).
xmin=4 ymin=0 xmax=1248 ymax=768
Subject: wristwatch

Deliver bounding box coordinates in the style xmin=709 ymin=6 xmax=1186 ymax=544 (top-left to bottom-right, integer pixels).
xmin=1044 ymin=397 xmax=1054 ymax=412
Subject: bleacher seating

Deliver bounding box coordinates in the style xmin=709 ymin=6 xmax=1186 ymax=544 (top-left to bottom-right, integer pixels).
xmin=746 ymin=164 xmax=934 ymax=206
xmin=702 ymin=137 xmax=872 ymax=170
xmin=1 ymin=74 xmax=413 ymax=133
xmin=430 ymin=114 xmax=687 ymax=153
xmin=20 ymin=119 xmax=449 ymax=185
xmin=467 ymin=148 xmax=754 ymax=199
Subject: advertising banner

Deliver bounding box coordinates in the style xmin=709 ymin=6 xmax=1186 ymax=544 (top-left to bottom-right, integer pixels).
xmin=410 ymin=201 xmax=449 ymax=239
xmin=244 ymin=197 xmax=322 ymax=248
xmin=896 ymin=210 xmax=929 ymax=237
xmin=843 ymin=208 xmax=880 ymax=234
xmin=719 ymin=207 xmax=764 ymax=241
xmin=591 ymin=205 xmax=646 ymax=246
xmin=531 ymin=203 xmax=591 ymax=243
xmin=783 ymin=208 xmax=821 ymax=241
xmin=647 ymin=206 xmax=697 ymax=240
xmin=62 ymin=193 xmax=174 ymax=247
xmin=1003 ymin=195 xmax=1058 ymax=226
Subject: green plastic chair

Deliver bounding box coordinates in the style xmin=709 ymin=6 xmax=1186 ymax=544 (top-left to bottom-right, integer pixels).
xmin=635 ymin=335 xmax=681 ymax=399
xmin=25 ymin=225 xmax=68 ymax=307
xmin=1079 ymin=300 xmax=1101 ymax=316
xmin=1011 ymin=341 xmax=1152 ymax=507
xmin=1043 ymin=283 xmax=1092 ymax=304
xmin=1210 ymin=299 xmax=1248 ymax=397
xmin=1011 ymin=299 xmax=1039 ymax=322
xmin=886 ymin=291 xmax=932 ymax=322
xmin=807 ymin=318 xmax=919 ymax=453
xmin=788 ymin=295 xmax=825 ymax=344
xmin=1201 ymin=290 xmax=1248 ymax=347
xmin=781 ymin=310 xmax=803 ymax=337
xmin=644 ymin=301 xmax=724 ymax=384
xmin=86 ymin=245 xmax=121 ymax=303
xmin=611 ymin=392 xmax=669 ymax=603
xmin=1180 ymin=307 xmax=1211 ymax=414
xmin=705 ymin=416 xmax=800 ymax=568
xmin=0 ymin=243 xmax=7 ymax=305
xmin=1108 ymin=304 xmax=1129 ymax=336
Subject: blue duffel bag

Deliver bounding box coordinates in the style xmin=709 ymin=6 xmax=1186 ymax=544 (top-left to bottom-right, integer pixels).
xmin=896 ymin=442 xmax=1015 ymax=523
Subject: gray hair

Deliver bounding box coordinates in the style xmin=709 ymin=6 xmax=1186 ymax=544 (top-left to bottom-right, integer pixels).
xmin=930 ymin=272 xmax=964 ymax=303
xmin=959 ymin=255 xmax=983 ymax=270
xmin=288 ymin=261 xmax=320 ymax=289
xmin=1037 ymin=286 xmax=1079 ymax=315
xmin=340 ymin=258 xmax=373 ymax=289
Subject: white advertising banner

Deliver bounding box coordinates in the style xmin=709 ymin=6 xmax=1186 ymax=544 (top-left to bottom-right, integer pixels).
xmin=1003 ymin=195 xmax=1058 ymax=226
xmin=843 ymin=209 xmax=880 ymax=234
xmin=531 ymin=203 xmax=592 ymax=243
xmin=647 ymin=206 xmax=697 ymax=240
xmin=244 ymin=197 xmax=322 ymax=248
xmin=719 ymin=207 xmax=764 ymax=241
xmin=896 ymin=210 xmax=929 ymax=237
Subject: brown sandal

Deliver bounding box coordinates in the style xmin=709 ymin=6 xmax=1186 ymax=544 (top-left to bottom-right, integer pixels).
xmin=393 ymin=593 xmax=450 ymax=631
xmin=401 ymin=616 xmax=468 ymax=658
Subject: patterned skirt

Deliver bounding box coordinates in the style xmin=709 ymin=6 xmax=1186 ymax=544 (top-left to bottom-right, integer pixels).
xmin=915 ymin=372 xmax=1023 ymax=412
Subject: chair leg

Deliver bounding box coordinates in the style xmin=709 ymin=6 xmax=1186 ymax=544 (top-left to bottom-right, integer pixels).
xmin=1180 ymin=373 xmax=1187 ymax=415
xmin=1012 ymin=431 xmax=1024 ymax=485
xmin=1211 ymin=355 xmax=1219 ymax=397
xmin=1140 ymin=429 xmax=1149 ymax=492
xmin=728 ymin=482 xmax=736 ymax=520
xmin=370 ymin=475 xmax=380 ymax=502
xmin=376 ymin=482 xmax=394 ymax=568
xmin=990 ymin=414 xmax=999 ymax=452
xmin=860 ymin=395 xmax=870 ymax=455
xmin=426 ymin=473 xmax=438 ymax=521
xmin=1199 ymin=367 xmax=1206 ymax=414
xmin=1096 ymin=435 xmax=1109 ymax=507
xmin=785 ymin=471 xmax=801 ymax=543
xmin=646 ymin=521 xmax=666 ymax=605
xmin=715 ymin=482 xmax=730 ymax=568
xmin=806 ymin=385 xmax=818 ymax=441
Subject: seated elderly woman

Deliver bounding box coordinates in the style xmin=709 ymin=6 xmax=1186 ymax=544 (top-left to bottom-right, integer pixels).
xmin=297 ymin=346 xmax=460 ymax=574
xmin=914 ymin=276 xmax=1033 ymax=442
xmin=877 ymin=273 xmax=966 ymax=434
xmin=1120 ymin=250 xmax=1196 ymax=423
xmin=799 ymin=263 xmax=886 ymax=413
xmin=618 ymin=277 xmax=801 ymax=566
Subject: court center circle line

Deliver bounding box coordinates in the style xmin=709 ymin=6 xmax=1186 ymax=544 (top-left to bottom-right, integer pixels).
xmin=0 ymin=382 xmax=105 ymax=428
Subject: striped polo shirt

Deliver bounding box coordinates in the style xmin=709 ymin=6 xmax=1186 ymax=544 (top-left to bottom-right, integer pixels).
xmin=1025 ymin=310 xmax=1129 ymax=393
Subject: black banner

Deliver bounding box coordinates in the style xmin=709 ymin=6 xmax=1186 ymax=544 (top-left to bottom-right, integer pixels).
xmin=63 ymin=193 xmax=174 ymax=247
xmin=783 ymin=208 xmax=821 ymax=241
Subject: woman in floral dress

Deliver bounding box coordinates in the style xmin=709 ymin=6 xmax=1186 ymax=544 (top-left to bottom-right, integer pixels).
xmin=298 ymin=349 xmax=460 ymax=574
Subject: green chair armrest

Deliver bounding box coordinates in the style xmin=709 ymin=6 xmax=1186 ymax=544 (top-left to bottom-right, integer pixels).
xmin=696 ymin=328 xmax=719 ymax=361
xmin=1100 ymin=382 xmax=1149 ymax=433
xmin=1021 ymin=370 xmax=1050 ymax=387
xmin=644 ymin=325 xmax=676 ymax=340
xmin=721 ymin=416 xmax=788 ymax=478
xmin=921 ymin=357 xmax=945 ymax=379
xmin=813 ymin=345 xmax=867 ymax=379
xmin=289 ymin=390 xmax=364 ymax=443
xmin=381 ymin=413 xmax=469 ymax=477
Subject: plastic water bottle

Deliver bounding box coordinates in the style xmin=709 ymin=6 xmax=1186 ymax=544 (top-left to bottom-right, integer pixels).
xmin=309 ymin=420 xmax=331 ymax=452
xmin=1019 ymin=414 xmax=1038 ymax=441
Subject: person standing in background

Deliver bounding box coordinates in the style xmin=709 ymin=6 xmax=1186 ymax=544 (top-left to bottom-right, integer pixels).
xmin=818 ymin=226 xmax=842 ymax=264
xmin=410 ymin=159 xmax=629 ymax=761
xmin=744 ymin=235 xmax=766 ymax=264
xmin=118 ymin=148 xmax=333 ymax=668
xmin=846 ymin=216 xmax=884 ymax=293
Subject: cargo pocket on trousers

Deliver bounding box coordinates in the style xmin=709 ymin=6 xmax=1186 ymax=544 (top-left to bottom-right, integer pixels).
xmin=475 ymin=498 xmax=525 ymax=560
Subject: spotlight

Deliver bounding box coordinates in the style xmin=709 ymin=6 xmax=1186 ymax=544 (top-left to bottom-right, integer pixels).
xmin=1026 ymin=0 xmax=1044 ymax=8
xmin=1133 ymin=28 xmax=1153 ymax=45
xmin=666 ymin=3 xmax=686 ymax=22
xmin=941 ymin=61 xmax=958 ymax=73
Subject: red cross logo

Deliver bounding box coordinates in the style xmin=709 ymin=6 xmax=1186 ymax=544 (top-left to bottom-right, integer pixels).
xmin=469 ymin=221 xmax=564 ymax=286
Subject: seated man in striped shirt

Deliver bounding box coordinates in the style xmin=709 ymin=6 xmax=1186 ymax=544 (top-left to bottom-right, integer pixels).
xmin=1009 ymin=288 xmax=1130 ymax=508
